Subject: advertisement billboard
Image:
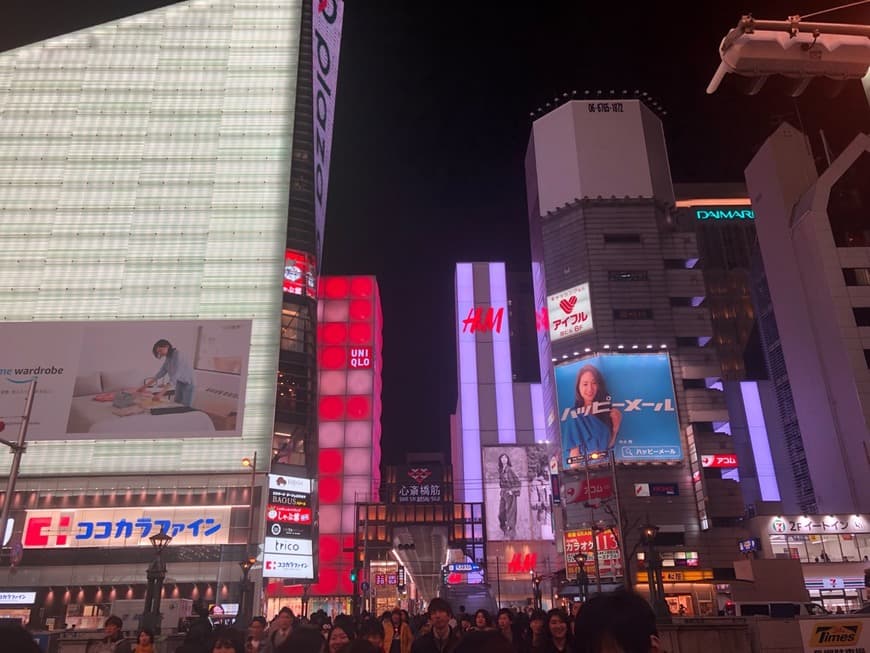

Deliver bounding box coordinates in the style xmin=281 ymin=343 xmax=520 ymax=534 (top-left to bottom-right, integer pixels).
xmin=0 ymin=320 xmax=250 ymax=440
xmin=313 ymin=0 xmax=345 ymax=262
xmin=263 ymin=474 xmax=315 ymax=580
xmin=283 ymin=249 xmax=317 ymax=297
xmin=482 ymin=445 xmax=554 ymax=542
xmin=22 ymin=507 xmax=233 ymax=549
xmin=564 ymin=528 xmax=623 ymax=579
xmin=547 ymin=283 xmax=593 ymax=341
xmin=554 ymin=353 xmax=682 ymax=468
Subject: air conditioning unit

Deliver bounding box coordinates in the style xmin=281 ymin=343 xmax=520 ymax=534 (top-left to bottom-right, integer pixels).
xmin=707 ymin=16 xmax=870 ymax=95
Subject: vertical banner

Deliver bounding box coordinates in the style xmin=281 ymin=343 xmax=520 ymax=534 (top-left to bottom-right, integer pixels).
xmin=312 ymin=0 xmax=345 ymax=262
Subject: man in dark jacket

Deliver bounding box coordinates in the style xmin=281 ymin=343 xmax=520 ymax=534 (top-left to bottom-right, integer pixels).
xmin=94 ymin=615 xmax=133 ymax=653
xmin=411 ymin=598 xmax=460 ymax=653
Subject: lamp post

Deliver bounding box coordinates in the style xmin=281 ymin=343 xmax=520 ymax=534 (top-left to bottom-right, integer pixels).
xmin=573 ymin=553 xmax=589 ymax=602
xmin=141 ymin=529 xmax=172 ymax=634
xmin=236 ymin=555 xmax=257 ymax=627
xmin=241 ymin=452 xmax=258 ymax=552
xmin=531 ymin=572 xmax=543 ymax=610
xmin=640 ymin=523 xmax=670 ymax=623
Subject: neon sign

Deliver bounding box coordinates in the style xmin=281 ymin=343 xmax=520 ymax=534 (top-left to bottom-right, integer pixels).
xmin=461 ymin=307 xmax=504 ymax=334
xmin=695 ymin=209 xmax=754 ymax=221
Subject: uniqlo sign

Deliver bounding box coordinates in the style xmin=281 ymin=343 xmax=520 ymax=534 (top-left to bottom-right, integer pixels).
xmin=547 ymin=283 xmax=593 ymax=341
xmin=700 ymin=454 xmax=738 ymax=468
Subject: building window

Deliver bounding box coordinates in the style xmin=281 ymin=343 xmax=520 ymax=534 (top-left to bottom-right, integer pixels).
xmin=843 ymin=268 xmax=870 ymax=286
xmin=613 ymin=308 xmax=653 ymax=320
xmin=604 ymin=233 xmax=642 ymax=244
xmin=865 ymin=349 xmax=870 ymax=369
xmin=828 ymin=152 xmax=870 ymax=247
xmin=608 ymin=270 xmax=649 ymax=281
xmin=853 ymin=307 xmax=870 ymax=327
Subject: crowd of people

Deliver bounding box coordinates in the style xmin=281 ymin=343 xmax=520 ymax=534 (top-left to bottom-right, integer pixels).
xmin=170 ymin=590 xmax=662 ymax=653
xmin=0 ymin=589 xmax=662 ymax=653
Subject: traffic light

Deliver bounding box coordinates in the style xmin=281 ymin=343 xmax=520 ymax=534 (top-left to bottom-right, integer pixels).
xmin=350 ymin=568 xmax=358 ymax=583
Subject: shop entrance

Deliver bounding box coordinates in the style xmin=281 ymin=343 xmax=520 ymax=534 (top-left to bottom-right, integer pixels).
xmin=665 ymin=594 xmax=694 ymax=616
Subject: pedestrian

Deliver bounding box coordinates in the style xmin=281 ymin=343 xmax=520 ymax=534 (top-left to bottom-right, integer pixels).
xmin=93 ymin=615 xmax=133 ymax=653
xmin=384 ymin=608 xmax=413 ymax=653
xmin=572 ymin=590 xmax=662 ymax=653
xmin=410 ymin=598 xmax=460 ymax=653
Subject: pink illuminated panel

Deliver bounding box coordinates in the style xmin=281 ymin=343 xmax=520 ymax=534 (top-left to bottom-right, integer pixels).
xmin=314 ymin=276 xmax=382 ymax=597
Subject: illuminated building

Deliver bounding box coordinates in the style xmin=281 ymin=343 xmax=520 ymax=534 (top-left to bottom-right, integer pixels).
xmin=0 ymin=0 xmax=344 ymax=627
xmin=524 ymin=98 xmax=748 ymax=615
xmin=451 ymin=261 xmax=556 ymax=607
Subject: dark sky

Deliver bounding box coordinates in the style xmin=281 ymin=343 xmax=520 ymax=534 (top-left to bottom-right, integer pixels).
xmin=4 ymin=2 xmax=870 ymax=463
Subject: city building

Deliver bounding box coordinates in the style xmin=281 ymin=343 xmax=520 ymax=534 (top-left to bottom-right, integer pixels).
xmin=524 ymin=98 xmax=750 ymax=615
xmin=451 ymin=261 xmax=557 ymax=608
xmin=736 ymin=122 xmax=870 ymax=611
xmin=0 ymin=0 xmax=343 ymax=628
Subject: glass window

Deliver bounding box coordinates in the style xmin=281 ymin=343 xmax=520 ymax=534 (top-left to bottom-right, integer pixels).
xmin=803 ymin=535 xmax=828 ymax=562
xmin=854 ymin=533 xmax=870 ymax=561
xmin=786 ymin=535 xmax=810 ymax=562
xmin=840 ymin=534 xmax=860 ymax=562
xmin=820 ymin=535 xmax=843 ymax=561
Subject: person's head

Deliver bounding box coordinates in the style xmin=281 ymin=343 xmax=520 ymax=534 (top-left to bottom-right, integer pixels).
xmin=528 ymin=610 xmax=547 ymax=636
xmin=137 ymin=628 xmax=155 ymax=645
xmin=104 ymin=616 xmax=123 ymax=639
xmin=454 ymin=630 xmax=515 ymax=653
xmin=545 ymin=609 xmax=569 ymax=641
xmin=276 ymin=607 xmax=295 ymax=631
xmin=400 ymin=610 xmax=410 ymax=623
xmin=575 ymin=365 xmax=609 ymax=407
xmin=474 ymin=609 xmax=492 ymax=629
xmin=249 ymin=616 xmax=267 ymax=640
xmin=0 ymin=623 xmax=41 ymax=653
xmin=460 ymin=615 xmax=473 ymax=632
xmin=427 ymin=597 xmax=452 ymax=630
xmin=152 ymin=338 xmax=173 ymax=358
xmin=276 ymin=625 xmax=325 ymax=653
xmin=496 ymin=609 xmax=513 ymax=631
xmin=359 ymin=618 xmax=384 ymax=649
xmin=209 ymin=629 xmax=244 ymax=653
xmin=328 ymin=625 xmax=351 ymax=653
xmin=573 ymin=591 xmax=660 ymax=653
xmin=498 ymin=454 xmax=512 ymax=473
xmin=391 ymin=608 xmax=402 ymax=626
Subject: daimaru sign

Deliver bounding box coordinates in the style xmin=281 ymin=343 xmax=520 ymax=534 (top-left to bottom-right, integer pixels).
xmin=695 ymin=208 xmax=754 ymax=221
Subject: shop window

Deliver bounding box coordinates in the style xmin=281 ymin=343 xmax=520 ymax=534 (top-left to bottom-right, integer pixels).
xmin=854 ymin=533 xmax=870 ymax=561
xmin=786 ymin=535 xmax=810 ymax=562
xmin=840 ymin=533 xmax=860 ymax=562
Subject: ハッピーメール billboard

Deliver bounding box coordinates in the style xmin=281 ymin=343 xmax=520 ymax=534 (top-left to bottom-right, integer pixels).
xmin=0 ymin=320 xmax=251 ymax=440
xmin=482 ymin=445 xmax=554 ymax=542
xmin=554 ymin=353 xmax=682 ymax=468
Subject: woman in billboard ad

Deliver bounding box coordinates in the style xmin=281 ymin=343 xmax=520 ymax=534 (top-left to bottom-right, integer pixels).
xmin=562 ymin=364 xmax=622 ymax=466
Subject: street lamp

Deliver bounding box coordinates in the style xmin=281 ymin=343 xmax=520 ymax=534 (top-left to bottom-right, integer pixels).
xmin=573 ymin=553 xmax=589 ymax=602
xmin=236 ymin=555 xmax=257 ymax=627
xmin=640 ymin=523 xmax=670 ymax=623
xmin=241 ymin=452 xmax=258 ymax=551
xmin=531 ymin=572 xmax=543 ymax=610
xmin=141 ymin=529 xmax=172 ymax=634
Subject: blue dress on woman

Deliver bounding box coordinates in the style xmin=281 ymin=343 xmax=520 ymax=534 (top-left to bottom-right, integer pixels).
xmin=563 ymin=403 xmax=612 ymax=465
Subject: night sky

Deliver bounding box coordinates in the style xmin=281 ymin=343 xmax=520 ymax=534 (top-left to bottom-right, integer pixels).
xmin=4 ymin=2 xmax=870 ymax=463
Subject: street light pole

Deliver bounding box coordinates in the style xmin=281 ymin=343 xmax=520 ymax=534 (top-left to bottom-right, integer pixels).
xmin=241 ymin=452 xmax=258 ymax=552
xmin=640 ymin=524 xmax=671 ymax=623
xmin=573 ymin=553 xmax=589 ymax=603
xmin=141 ymin=529 xmax=173 ymax=634
xmin=0 ymin=378 xmax=37 ymax=549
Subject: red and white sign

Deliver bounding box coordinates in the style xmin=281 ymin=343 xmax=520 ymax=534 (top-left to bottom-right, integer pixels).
xmin=349 ymin=347 xmax=372 ymax=369
xmin=546 ymin=283 xmax=593 ymax=341
xmin=266 ymin=505 xmax=313 ymax=524
xmin=461 ymin=306 xmax=505 ymax=334
xmin=283 ymin=249 xmax=316 ymax=297
xmin=562 ymin=476 xmax=613 ymax=504
xmin=564 ymin=528 xmax=622 ymax=577
xmin=700 ymin=454 xmax=738 ymax=468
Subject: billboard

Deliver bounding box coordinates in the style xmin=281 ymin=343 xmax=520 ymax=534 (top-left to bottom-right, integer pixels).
xmin=283 ymin=249 xmax=317 ymax=297
xmin=22 ymin=507 xmax=233 ymax=549
xmin=564 ymin=528 xmax=623 ymax=580
xmin=482 ymin=445 xmax=554 ymax=542
xmin=554 ymin=353 xmax=682 ymax=467
xmin=0 ymin=320 xmax=251 ymax=440
xmin=264 ymin=474 xmax=315 ymax=580
xmin=547 ymin=283 xmax=593 ymax=341
xmin=313 ymin=0 xmax=345 ymax=262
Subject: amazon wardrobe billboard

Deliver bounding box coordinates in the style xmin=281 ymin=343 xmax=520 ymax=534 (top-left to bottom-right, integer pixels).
xmin=554 ymin=353 xmax=682 ymax=469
